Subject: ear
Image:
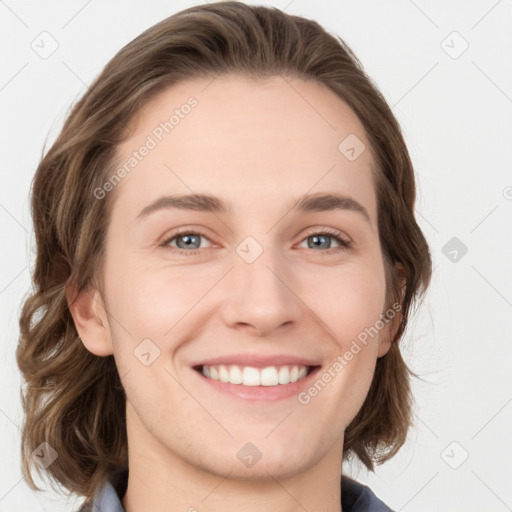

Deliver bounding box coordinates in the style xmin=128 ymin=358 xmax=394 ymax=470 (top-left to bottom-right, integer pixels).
xmin=377 ymin=263 xmax=407 ymax=357
xmin=377 ymin=312 xmax=399 ymax=357
xmin=66 ymin=283 xmax=113 ymax=356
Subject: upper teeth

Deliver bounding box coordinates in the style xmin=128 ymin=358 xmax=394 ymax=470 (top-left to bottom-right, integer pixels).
xmin=202 ymin=364 xmax=309 ymax=386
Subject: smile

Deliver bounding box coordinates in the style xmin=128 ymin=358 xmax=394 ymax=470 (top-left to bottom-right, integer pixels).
xmin=199 ymin=364 xmax=313 ymax=386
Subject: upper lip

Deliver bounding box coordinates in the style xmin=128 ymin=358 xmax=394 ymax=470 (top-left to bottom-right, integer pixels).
xmin=191 ymin=353 xmax=321 ymax=369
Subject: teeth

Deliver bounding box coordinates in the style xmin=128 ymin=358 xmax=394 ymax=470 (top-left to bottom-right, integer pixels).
xmin=218 ymin=365 xmax=230 ymax=383
xmin=260 ymin=367 xmax=278 ymax=386
xmin=228 ymin=365 xmax=243 ymax=384
xmin=201 ymin=364 xmax=309 ymax=386
xmin=243 ymin=366 xmax=261 ymax=386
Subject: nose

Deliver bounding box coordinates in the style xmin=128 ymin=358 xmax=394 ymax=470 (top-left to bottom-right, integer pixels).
xmin=220 ymin=246 xmax=303 ymax=337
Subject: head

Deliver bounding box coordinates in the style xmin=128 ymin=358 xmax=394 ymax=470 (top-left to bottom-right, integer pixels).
xmin=17 ymin=1 xmax=431 ymax=502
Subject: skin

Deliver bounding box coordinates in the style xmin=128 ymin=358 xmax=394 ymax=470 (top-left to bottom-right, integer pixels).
xmin=68 ymin=74 xmax=398 ymax=512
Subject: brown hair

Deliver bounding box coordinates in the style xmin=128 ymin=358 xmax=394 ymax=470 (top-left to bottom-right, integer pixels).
xmin=17 ymin=0 xmax=431 ymax=502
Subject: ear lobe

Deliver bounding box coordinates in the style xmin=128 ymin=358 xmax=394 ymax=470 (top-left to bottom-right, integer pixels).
xmin=377 ymin=308 xmax=401 ymax=357
xmin=378 ymin=263 xmax=407 ymax=357
xmin=65 ymin=283 xmax=113 ymax=357
xmin=377 ymin=334 xmax=392 ymax=358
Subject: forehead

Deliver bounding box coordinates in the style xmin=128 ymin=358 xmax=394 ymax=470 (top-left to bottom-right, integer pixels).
xmin=111 ymin=74 xmax=377 ymax=223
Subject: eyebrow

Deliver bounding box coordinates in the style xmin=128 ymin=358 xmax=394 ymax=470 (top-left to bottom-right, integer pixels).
xmin=136 ymin=192 xmax=371 ymax=224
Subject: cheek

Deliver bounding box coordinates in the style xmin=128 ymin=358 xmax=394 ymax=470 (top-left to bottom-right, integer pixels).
xmin=303 ymin=259 xmax=387 ymax=341
xmin=104 ymin=258 xmax=219 ymax=346
xmin=102 ymin=266 xmax=205 ymax=399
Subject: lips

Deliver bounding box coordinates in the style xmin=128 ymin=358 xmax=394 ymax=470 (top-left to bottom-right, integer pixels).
xmin=190 ymin=353 xmax=321 ymax=369
xmin=193 ymin=362 xmax=322 ymax=401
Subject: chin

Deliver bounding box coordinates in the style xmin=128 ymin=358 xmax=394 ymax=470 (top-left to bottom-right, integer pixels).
xmin=190 ymin=436 xmax=325 ymax=481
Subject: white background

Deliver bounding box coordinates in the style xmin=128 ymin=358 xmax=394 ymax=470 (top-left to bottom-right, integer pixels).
xmin=1 ymin=1 xmax=511 ymax=511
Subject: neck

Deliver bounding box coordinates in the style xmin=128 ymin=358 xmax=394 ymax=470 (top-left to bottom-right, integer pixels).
xmin=122 ymin=460 xmax=344 ymax=512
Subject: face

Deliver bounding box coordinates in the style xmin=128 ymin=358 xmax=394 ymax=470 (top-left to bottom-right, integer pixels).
xmin=74 ymin=74 xmax=394 ymax=481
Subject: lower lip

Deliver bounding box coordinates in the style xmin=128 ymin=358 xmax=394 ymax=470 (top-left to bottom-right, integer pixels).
xmin=193 ymin=366 xmax=321 ymax=401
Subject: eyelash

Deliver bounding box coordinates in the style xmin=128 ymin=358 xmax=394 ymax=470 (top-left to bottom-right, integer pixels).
xmin=160 ymin=227 xmax=352 ymax=256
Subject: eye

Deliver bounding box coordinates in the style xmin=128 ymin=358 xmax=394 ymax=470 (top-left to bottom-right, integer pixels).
xmin=160 ymin=227 xmax=351 ymax=256
xmin=298 ymin=229 xmax=351 ymax=253
xmin=161 ymin=229 xmax=213 ymax=255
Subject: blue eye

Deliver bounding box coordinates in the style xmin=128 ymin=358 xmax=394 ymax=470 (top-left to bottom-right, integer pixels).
xmin=161 ymin=228 xmax=351 ymax=256
xmin=299 ymin=230 xmax=351 ymax=253
xmin=174 ymin=233 xmax=201 ymax=249
xmin=162 ymin=230 xmax=211 ymax=255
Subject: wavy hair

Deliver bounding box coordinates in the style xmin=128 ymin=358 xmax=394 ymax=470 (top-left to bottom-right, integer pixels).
xmin=17 ymin=0 xmax=432 ymax=502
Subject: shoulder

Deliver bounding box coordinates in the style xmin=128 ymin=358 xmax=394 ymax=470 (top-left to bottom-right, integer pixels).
xmin=341 ymin=476 xmax=395 ymax=512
